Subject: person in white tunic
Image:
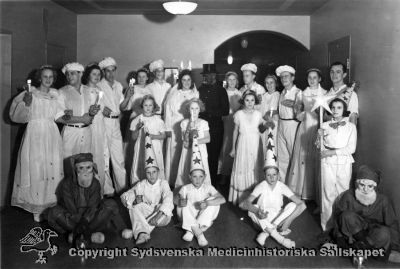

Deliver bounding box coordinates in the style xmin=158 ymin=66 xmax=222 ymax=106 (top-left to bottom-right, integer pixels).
xmin=328 ymin=61 xmax=359 ymax=125
xmin=10 ymin=65 xmax=64 ymax=222
xmin=287 ymin=69 xmax=327 ymax=200
xmin=177 ymin=140 xmax=226 ymax=247
xmin=97 ymin=57 xmax=127 ymax=195
xmin=260 ymin=74 xmax=280 ymax=156
xmin=82 ymin=63 xmax=111 ymax=195
xmin=146 ymin=59 xmax=171 ymax=116
xmin=275 ymin=65 xmax=301 ymax=183
xmin=163 ymin=69 xmax=199 ymax=186
xmin=239 ymin=63 xmax=266 ymax=111
xmin=229 ymin=91 xmax=264 ymax=205
xmin=57 ymin=62 xmax=98 ymax=158
xmin=175 ymin=98 xmax=211 ymax=188
xmin=218 ymin=72 xmax=242 ymax=184
xmin=130 ymin=95 xmax=166 ymax=185
xmin=318 ymin=98 xmax=357 ymax=231
xmin=240 ymin=132 xmax=306 ymax=248
xmin=120 ymin=134 xmax=173 ymax=245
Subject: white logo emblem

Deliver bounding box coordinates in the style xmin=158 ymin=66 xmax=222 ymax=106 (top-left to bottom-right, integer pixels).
xmin=20 ymin=227 xmax=58 ymax=264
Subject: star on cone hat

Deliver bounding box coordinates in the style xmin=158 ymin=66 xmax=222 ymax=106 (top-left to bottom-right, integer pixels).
xmin=190 ymin=136 xmax=205 ymax=173
xmin=264 ymin=129 xmax=278 ymax=170
xmin=144 ymin=129 xmax=158 ymax=170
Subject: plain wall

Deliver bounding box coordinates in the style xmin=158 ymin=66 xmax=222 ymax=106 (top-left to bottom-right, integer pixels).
xmin=77 ymin=15 xmax=310 ymax=86
xmin=0 ymin=0 xmax=77 ymax=208
xmin=310 ymin=0 xmax=400 ymax=215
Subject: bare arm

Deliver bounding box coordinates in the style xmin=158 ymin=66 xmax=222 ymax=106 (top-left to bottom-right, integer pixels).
xmin=229 ymin=123 xmax=239 ymax=157
xmin=197 ymin=130 xmax=210 ymax=144
xmin=239 ymin=195 xmax=259 ymax=215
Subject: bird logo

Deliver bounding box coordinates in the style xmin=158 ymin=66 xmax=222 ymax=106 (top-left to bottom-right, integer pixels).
xmin=19 ymin=227 xmax=58 ymax=264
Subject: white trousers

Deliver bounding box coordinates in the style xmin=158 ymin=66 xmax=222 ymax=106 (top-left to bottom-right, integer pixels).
xmin=62 ymin=126 xmax=92 ymax=158
xmin=249 ymin=202 xmax=296 ymax=231
xmin=104 ymin=118 xmax=126 ymax=194
xmin=277 ymin=120 xmax=299 ymax=182
xmin=320 ymin=162 xmax=352 ymax=231
xmin=181 ymin=204 xmax=220 ymax=232
xmin=128 ymin=203 xmax=171 ymax=239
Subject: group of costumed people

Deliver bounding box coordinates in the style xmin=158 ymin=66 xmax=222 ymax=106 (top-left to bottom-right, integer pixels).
xmin=9 ymin=56 xmax=400 ymax=264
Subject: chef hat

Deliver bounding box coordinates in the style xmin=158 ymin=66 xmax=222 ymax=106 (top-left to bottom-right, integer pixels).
xmin=263 ymin=129 xmax=278 ymax=171
xmin=149 ymin=59 xmax=165 ymax=72
xmin=241 ymin=63 xmax=257 ymax=74
xmin=144 ymin=130 xmax=159 ymax=170
xmin=190 ymin=137 xmax=205 ymax=174
xmin=276 ymin=65 xmax=296 ymax=76
xmin=356 ymin=165 xmax=381 ymax=186
xmin=62 ymin=62 xmax=84 ymax=74
xmin=98 ymin=57 xmax=117 ymax=70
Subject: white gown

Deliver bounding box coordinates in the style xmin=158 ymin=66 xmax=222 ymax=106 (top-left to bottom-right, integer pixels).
xmin=10 ymin=88 xmax=64 ymax=214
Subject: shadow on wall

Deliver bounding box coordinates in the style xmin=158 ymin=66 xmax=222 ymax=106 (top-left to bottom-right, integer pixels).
xmin=143 ymin=14 xmax=176 ymax=23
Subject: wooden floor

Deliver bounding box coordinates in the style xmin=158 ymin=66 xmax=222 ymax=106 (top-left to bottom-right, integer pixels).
xmin=1 ymin=196 xmax=395 ymax=268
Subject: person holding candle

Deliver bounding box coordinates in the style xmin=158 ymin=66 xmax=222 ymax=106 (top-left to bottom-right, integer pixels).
xmin=218 ymin=71 xmax=242 ymax=186
xmin=239 ymin=63 xmax=266 ymax=111
xmin=318 ymin=98 xmax=357 ymax=231
xmin=10 ymin=65 xmax=64 ymax=222
xmin=229 ymin=91 xmax=264 ymax=205
xmin=56 ymin=62 xmax=98 ymax=159
xmin=175 ymin=98 xmax=211 ymax=188
xmin=177 ymin=138 xmax=226 ymax=247
xmin=130 ymin=95 xmax=166 ymax=185
xmin=120 ymin=133 xmax=173 ymax=245
xmin=260 ymin=74 xmax=280 ymax=156
xmin=164 ymin=69 xmax=199 ymax=187
xmin=146 ymin=59 xmax=171 ymax=117
xmin=240 ymin=132 xmax=306 ymax=248
xmin=286 ymin=68 xmax=327 ymax=200
xmin=97 ymin=57 xmax=127 ymax=196
xmin=275 ymin=65 xmax=301 ymax=183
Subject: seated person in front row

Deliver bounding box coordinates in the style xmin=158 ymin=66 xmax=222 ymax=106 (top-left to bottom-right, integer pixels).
xmin=240 ymin=134 xmax=306 ymax=248
xmin=328 ymin=165 xmax=400 ymax=264
xmin=48 ymin=153 xmax=124 ymax=246
xmin=177 ymin=137 xmax=226 ymax=247
xmin=120 ymin=133 xmax=173 ymax=245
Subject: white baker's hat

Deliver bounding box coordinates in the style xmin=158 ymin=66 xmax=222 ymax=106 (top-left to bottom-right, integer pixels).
xmin=149 ymin=59 xmax=165 ymax=72
xmin=276 ymin=65 xmax=295 ymax=76
xmin=144 ymin=130 xmax=158 ymax=170
xmin=62 ymin=62 xmax=84 ymax=74
xmin=98 ymin=57 xmax=117 ymax=70
xmin=241 ymin=63 xmax=257 ymax=73
xmin=264 ymin=129 xmax=278 ymax=170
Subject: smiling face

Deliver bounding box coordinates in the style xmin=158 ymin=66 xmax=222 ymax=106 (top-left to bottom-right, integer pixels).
xmin=243 ymin=70 xmax=255 ymax=85
xmin=265 ymin=77 xmax=276 ymax=93
xmin=307 ymin=71 xmax=321 ymax=88
xmin=189 ymin=101 xmax=200 ymax=119
xmin=244 ymin=94 xmax=255 ymax=110
xmin=104 ymin=66 xmax=116 ymax=83
xmin=181 ymin=74 xmax=192 ymax=90
xmin=190 ymin=170 xmax=205 ymax=188
xmin=40 ymin=69 xmax=54 ymax=88
xmin=330 ymin=65 xmax=347 ymax=84
xmin=265 ymin=167 xmax=279 ymax=186
xmin=280 ymin=72 xmax=294 ymax=88
xmin=227 ymin=74 xmax=237 ymax=89
xmin=330 ymin=100 xmax=344 ymax=119
xmin=89 ymin=68 xmax=101 ymax=85
xmin=66 ymin=70 xmax=81 ymax=86
xmin=137 ymin=71 xmax=148 ymax=86
xmin=142 ymin=98 xmax=154 ymax=116
xmin=145 ymin=166 xmax=159 ymax=185
xmin=155 ymin=69 xmax=164 ymax=80
xmin=75 ymin=161 xmax=94 ymax=188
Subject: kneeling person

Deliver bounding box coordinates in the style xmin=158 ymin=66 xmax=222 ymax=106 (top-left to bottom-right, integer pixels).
xmin=240 ymin=132 xmax=306 ymax=248
xmin=120 ymin=132 xmax=173 ymax=245
xmin=48 ymin=153 xmax=123 ymax=246
xmin=178 ymin=137 xmax=226 ymax=247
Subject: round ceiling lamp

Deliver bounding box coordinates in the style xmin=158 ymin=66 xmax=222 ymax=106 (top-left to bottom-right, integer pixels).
xmin=163 ymin=1 xmax=198 ymax=15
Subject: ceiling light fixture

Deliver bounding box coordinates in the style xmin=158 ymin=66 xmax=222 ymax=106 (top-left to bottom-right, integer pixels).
xmin=227 ymin=55 xmax=233 ymax=65
xmin=163 ymin=1 xmax=198 ymax=15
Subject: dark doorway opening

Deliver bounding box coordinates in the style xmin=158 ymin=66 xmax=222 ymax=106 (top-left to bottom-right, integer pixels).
xmin=214 ymin=31 xmax=309 ymax=90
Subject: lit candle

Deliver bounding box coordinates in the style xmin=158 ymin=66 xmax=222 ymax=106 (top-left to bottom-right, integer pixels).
xmin=129 ymin=78 xmax=136 ymax=87
xmin=182 ymin=186 xmax=187 ymax=199
xmin=96 ymin=91 xmax=104 ymax=105
xmin=188 ymin=60 xmax=192 ymax=70
xmin=27 ymin=79 xmax=32 ymax=92
xmin=180 ymin=61 xmax=184 ymax=70
xmin=270 ymin=108 xmax=273 ymax=118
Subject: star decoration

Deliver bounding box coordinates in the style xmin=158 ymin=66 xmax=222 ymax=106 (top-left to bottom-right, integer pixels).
xmin=268 ymin=132 xmax=274 ymax=139
xmin=267 ymin=141 xmax=275 ymax=151
xmin=145 ymin=143 xmax=152 ymax=149
xmin=310 ymin=94 xmax=336 ymax=114
xmin=193 ymin=156 xmax=201 ymax=164
xmin=146 ymin=157 xmax=154 ymax=165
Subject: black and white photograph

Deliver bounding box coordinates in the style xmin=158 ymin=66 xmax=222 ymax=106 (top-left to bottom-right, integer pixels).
xmin=1 ymin=0 xmax=400 ymax=268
